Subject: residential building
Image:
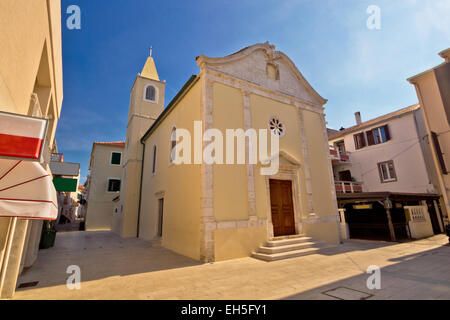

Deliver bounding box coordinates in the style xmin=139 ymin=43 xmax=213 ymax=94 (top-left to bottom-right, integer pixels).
xmin=85 ymin=141 xmax=125 ymax=230
xmin=328 ymin=105 xmax=438 ymax=194
xmin=115 ymin=42 xmax=341 ymax=262
xmin=408 ymin=48 xmax=450 ymax=226
xmin=328 ymin=105 xmax=445 ymax=242
xmin=0 ymin=0 xmax=63 ymax=298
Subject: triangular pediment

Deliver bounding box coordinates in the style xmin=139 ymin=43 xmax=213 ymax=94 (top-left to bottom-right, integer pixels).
xmin=260 ymin=150 xmax=301 ymax=167
xmin=196 ymin=42 xmax=327 ymax=106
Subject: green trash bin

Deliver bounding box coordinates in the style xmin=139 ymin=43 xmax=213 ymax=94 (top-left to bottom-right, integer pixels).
xmin=39 ymin=221 xmax=57 ymax=249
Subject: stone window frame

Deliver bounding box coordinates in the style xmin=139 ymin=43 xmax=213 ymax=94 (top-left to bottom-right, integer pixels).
xmin=106 ymin=177 xmax=121 ymax=193
xmin=143 ymin=84 xmax=158 ymax=103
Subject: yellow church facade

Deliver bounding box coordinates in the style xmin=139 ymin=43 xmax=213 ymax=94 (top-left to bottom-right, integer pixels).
xmin=115 ymin=43 xmax=340 ymax=262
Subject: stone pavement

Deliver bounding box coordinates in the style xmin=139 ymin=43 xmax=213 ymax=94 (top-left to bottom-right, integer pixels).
xmin=12 ymin=231 xmax=450 ymax=300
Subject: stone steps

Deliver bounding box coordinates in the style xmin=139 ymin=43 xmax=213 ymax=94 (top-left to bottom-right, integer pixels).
xmin=257 ymin=241 xmax=316 ymax=254
xmin=266 ymin=236 xmax=313 ymax=247
xmin=252 ymin=234 xmax=321 ymax=262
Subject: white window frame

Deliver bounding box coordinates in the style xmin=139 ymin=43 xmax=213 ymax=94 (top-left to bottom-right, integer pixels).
xmin=110 ymin=151 xmax=122 ymax=166
xmin=378 ymin=161 xmax=397 ymax=183
xmin=143 ymin=84 xmax=158 ymax=103
xmin=106 ymin=177 xmax=121 ymax=193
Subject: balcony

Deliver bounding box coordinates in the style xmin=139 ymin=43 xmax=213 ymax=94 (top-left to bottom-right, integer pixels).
xmin=49 ymin=161 xmax=80 ymax=177
xmin=335 ymin=181 xmax=363 ymax=193
xmin=329 ymin=148 xmax=350 ymax=164
xmin=51 ymin=153 xmax=64 ymax=162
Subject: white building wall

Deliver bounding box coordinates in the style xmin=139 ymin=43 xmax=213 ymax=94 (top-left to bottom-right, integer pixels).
xmin=340 ymin=113 xmax=434 ymax=193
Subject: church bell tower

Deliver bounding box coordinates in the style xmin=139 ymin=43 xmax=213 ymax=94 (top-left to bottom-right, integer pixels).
xmin=116 ymin=49 xmax=165 ymax=238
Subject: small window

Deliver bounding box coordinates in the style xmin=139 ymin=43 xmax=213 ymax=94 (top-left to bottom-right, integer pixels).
xmin=366 ymin=125 xmax=391 ymax=146
xmin=266 ymin=63 xmax=279 ymax=80
xmin=157 ymin=198 xmax=164 ymax=237
xmin=111 ymin=152 xmax=122 ymax=165
xmin=152 ymin=145 xmax=157 ymax=174
xmin=335 ymin=140 xmax=346 ymax=154
xmin=170 ymin=127 xmax=177 ymax=163
xmin=144 ymin=85 xmax=157 ymax=102
xmin=378 ymin=161 xmax=397 ymax=183
xmin=107 ymin=178 xmax=121 ymax=192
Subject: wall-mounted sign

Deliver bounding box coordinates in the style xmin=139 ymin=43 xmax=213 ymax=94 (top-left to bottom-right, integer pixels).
xmin=0 ymin=111 xmax=48 ymax=161
xmin=53 ymin=177 xmax=78 ymax=192
xmin=353 ymin=204 xmax=373 ymax=210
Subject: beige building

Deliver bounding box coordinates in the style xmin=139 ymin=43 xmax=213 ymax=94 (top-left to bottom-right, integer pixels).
xmin=115 ymin=42 xmax=341 ymax=262
xmin=0 ymin=0 xmax=63 ymax=298
xmin=85 ymin=142 xmax=125 ymax=230
xmin=408 ymin=48 xmax=450 ymax=226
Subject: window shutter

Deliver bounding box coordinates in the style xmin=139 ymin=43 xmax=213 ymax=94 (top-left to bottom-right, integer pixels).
xmin=354 ymin=133 xmax=366 ymax=149
xmin=360 ymin=133 xmax=366 ymax=148
xmin=384 ymin=125 xmax=391 ymax=141
xmin=366 ymin=130 xmax=375 ymax=146
xmin=431 ymin=131 xmax=448 ymax=174
xmin=354 ymin=134 xmax=360 ymax=149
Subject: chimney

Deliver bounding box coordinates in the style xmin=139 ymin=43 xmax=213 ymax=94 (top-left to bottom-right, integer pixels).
xmin=439 ymin=48 xmax=450 ymax=63
xmin=355 ymin=112 xmax=362 ymax=125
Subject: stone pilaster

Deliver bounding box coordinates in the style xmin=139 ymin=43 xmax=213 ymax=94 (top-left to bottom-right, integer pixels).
xmin=199 ymin=76 xmax=216 ymax=262
xmin=242 ymin=90 xmax=257 ymax=222
xmin=297 ymin=106 xmax=314 ymax=214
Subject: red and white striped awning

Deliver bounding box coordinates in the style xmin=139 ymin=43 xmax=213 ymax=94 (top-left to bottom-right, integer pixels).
xmin=0 ymin=111 xmax=47 ymax=160
xmin=0 ymin=159 xmax=58 ymax=220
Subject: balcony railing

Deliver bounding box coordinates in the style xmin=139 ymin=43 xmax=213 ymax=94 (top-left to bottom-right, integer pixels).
xmin=329 ymin=148 xmax=350 ymax=163
xmin=335 ymin=181 xmax=363 ymax=193
xmin=51 ymin=153 xmax=64 ymax=162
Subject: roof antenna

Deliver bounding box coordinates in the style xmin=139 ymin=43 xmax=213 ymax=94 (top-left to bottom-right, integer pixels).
xmin=149 ymin=46 xmax=153 ymax=57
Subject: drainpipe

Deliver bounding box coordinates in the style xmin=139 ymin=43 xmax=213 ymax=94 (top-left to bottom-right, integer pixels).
xmin=136 ymin=142 xmax=146 ymax=238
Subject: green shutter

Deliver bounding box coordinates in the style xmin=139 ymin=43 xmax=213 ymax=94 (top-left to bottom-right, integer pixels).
xmin=53 ymin=177 xmax=78 ymax=192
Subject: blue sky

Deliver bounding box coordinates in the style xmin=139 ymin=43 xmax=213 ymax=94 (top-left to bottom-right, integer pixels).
xmin=57 ymin=0 xmax=450 ymax=183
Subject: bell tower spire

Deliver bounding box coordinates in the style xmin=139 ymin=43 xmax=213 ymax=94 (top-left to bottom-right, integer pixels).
xmin=141 ymin=46 xmax=159 ymax=81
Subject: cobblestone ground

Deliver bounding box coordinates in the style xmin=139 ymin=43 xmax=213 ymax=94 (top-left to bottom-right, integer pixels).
xmin=12 ymin=231 xmax=450 ymax=300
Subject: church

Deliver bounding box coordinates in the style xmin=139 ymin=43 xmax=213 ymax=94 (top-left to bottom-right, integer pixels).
xmin=111 ymin=42 xmax=340 ymax=262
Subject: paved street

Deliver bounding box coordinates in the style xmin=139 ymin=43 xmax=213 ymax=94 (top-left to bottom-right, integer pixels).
xmin=13 ymin=231 xmax=450 ymax=300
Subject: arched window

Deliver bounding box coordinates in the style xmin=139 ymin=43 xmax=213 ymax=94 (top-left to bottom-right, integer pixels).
xmin=144 ymin=84 xmax=157 ymax=102
xmin=170 ymin=127 xmax=177 ymax=163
